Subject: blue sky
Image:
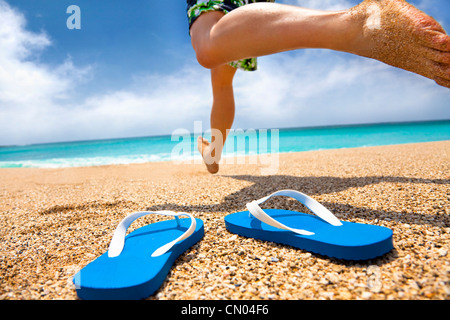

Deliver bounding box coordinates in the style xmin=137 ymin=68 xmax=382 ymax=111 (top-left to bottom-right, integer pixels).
xmin=0 ymin=0 xmax=449 ymax=145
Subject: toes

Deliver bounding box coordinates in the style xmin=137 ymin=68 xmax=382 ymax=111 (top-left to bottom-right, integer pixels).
xmin=206 ymin=163 xmax=219 ymax=174
xmin=435 ymin=33 xmax=450 ymax=51
xmin=437 ymin=51 xmax=450 ymax=64
xmin=434 ymin=76 xmax=450 ymax=89
xmin=422 ymin=47 xmax=450 ymax=65
xmin=422 ymin=31 xmax=450 ymax=52
xmin=431 ymin=61 xmax=450 ymax=81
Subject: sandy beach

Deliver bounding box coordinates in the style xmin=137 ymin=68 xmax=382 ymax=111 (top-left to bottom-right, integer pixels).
xmin=0 ymin=141 xmax=449 ymax=300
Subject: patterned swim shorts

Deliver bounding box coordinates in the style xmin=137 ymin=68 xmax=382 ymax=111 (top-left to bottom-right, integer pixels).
xmin=187 ymin=0 xmax=275 ymax=71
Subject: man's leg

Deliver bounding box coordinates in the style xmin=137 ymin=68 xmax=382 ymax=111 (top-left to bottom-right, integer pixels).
xmin=198 ymin=64 xmax=237 ymax=174
xmin=190 ymin=0 xmax=450 ymax=88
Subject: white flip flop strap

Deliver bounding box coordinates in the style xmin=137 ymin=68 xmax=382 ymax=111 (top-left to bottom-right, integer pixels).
xmin=107 ymin=211 xmax=196 ymax=258
xmin=246 ymin=190 xmax=342 ymax=236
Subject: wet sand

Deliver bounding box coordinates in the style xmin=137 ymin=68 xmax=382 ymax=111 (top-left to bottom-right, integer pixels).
xmin=0 ymin=141 xmax=449 ymax=300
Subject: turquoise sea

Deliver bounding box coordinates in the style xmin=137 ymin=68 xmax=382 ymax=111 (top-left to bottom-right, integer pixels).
xmin=0 ymin=120 xmax=449 ymax=168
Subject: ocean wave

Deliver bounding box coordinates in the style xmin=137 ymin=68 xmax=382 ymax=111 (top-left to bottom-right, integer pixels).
xmin=0 ymin=153 xmax=187 ymax=168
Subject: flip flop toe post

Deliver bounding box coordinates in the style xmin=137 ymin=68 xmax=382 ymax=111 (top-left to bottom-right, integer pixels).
xmin=73 ymin=211 xmax=204 ymax=300
xmin=225 ymin=190 xmax=393 ymax=260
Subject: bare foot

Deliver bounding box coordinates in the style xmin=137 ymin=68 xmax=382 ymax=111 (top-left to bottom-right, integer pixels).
xmin=349 ymin=0 xmax=450 ymax=88
xmin=197 ymin=136 xmax=219 ymax=174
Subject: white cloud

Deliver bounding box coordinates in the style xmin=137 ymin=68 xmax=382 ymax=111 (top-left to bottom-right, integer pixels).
xmin=0 ymin=2 xmax=60 ymax=105
xmin=68 ymin=68 xmax=213 ymax=141
xmin=0 ymin=1 xmax=49 ymax=60
xmin=0 ymin=1 xmax=91 ymax=144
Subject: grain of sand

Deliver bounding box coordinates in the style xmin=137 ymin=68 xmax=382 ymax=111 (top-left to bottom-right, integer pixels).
xmin=1 ymin=141 xmax=449 ymax=300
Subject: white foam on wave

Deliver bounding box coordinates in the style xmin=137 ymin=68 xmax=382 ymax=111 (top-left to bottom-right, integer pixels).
xmin=0 ymin=153 xmax=186 ymax=168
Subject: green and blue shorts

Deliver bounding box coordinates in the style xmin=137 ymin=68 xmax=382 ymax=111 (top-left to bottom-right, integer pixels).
xmin=187 ymin=0 xmax=275 ymax=71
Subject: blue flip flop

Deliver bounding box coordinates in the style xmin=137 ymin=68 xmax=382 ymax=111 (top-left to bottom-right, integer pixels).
xmin=225 ymin=190 xmax=393 ymax=260
xmin=73 ymin=211 xmax=204 ymax=300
